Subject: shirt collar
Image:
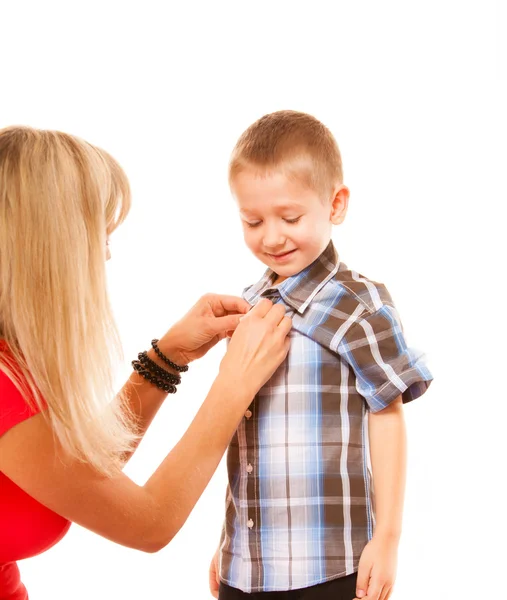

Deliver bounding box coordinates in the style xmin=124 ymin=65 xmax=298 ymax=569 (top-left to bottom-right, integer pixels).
xmin=243 ymin=240 xmax=340 ymax=315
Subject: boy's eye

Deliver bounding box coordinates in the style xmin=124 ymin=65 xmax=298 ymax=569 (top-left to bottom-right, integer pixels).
xmin=243 ymin=217 xmax=301 ymax=227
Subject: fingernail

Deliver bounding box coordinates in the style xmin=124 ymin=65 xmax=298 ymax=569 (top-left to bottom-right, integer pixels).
xmin=357 ymin=591 xmax=365 ymax=598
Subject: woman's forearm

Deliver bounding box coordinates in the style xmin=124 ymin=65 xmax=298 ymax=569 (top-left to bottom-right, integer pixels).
xmin=0 ymin=299 xmax=289 ymax=554
xmin=368 ymin=395 xmax=407 ymax=541
xmin=0 ymin=369 xmax=253 ymax=554
xmin=141 ymin=372 xmax=251 ymax=550
xmin=119 ymin=338 xmax=187 ymax=462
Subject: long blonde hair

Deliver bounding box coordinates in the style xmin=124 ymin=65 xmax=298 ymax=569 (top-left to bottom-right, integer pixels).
xmin=0 ymin=126 xmax=137 ymax=475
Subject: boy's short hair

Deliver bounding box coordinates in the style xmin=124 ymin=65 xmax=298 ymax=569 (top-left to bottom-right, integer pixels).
xmin=229 ymin=110 xmax=343 ymax=199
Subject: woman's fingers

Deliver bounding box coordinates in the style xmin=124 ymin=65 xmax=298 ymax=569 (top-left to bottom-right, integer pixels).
xmin=211 ymin=314 xmax=244 ymax=336
xmin=277 ymin=315 xmax=292 ymax=334
xmin=199 ymin=297 xmax=289 ymax=342
xmin=243 ymin=299 xmax=286 ymax=326
xmin=246 ymin=298 xmax=273 ymax=319
xmin=263 ymin=303 xmax=287 ymax=327
xmin=207 ymin=294 xmax=251 ymax=317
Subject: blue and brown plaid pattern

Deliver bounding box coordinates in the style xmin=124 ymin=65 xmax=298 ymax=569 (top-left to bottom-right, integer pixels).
xmin=219 ymin=241 xmax=432 ymax=593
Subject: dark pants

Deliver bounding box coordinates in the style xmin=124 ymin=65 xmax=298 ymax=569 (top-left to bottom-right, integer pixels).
xmin=219 ymin=573 xmax=358 ymax=600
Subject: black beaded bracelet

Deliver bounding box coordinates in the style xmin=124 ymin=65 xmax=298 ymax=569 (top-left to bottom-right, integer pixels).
xmin=151 ymin=339 xmax=189 ymax=373
xmin=132 ymin=359 xmax=179 ymax=386
xmin=137 ymin=351 xmax=181 ymax=385
xmin=132 ymin=360 xmax=177 ymax=393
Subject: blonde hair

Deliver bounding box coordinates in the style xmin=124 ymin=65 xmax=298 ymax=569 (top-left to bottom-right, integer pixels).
xmin=229 ymin=110 xmax=343 ymax=199
xmin=0 ymin=126 xmax=137 ymax=476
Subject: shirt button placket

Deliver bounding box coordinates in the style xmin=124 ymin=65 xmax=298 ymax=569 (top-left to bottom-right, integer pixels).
xmin=243 ymin=404 xmax=254 ymax=531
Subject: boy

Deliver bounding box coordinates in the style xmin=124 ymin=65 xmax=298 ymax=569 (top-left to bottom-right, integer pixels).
xmin=209 ymin=111 xmax=432 ymax=600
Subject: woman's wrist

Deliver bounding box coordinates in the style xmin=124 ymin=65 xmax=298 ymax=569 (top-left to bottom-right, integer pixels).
xmin=150 ymin=334 xmax=187 ymax=371
xmin=216 ymin=367 xmax=255 ymax=406
xmin=208 ymin=374 xmax=253 ymax=422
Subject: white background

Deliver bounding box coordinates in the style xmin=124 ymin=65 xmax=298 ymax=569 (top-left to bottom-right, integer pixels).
xmin=1 ymin=1 xmax=505 ymax=598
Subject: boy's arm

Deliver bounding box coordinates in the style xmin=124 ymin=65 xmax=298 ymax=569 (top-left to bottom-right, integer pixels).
xmin=354 ymin=395 xmax=406 ymax=600
xmin=209 ymin=543 xmax=221 ymax=599
xmin=370 ymin=395 xmax=407 ymax=540
xmin=209 ymin=511 xmax=226 ymax=597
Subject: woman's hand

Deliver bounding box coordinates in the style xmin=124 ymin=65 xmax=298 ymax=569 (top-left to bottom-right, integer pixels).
xmin=219 ymin=298 xmax=292 ymax=396
xmin=157 ymin=294 xmax=250 ymax=365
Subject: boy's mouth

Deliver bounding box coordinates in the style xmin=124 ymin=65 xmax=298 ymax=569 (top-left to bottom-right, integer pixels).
xmin=267 ymin=249 xmax=297 ymax=262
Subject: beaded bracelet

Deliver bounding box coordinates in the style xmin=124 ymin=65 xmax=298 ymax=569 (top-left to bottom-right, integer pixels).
xmin=137 ymin=351 xmax=181 ymax=385
xmin=151 ymin=339 xmax=189 ymax=373
xmin=131 ymin=360 xmax=177 ymax=393
xmin=132 ymin=359 xmax=180 ymax=387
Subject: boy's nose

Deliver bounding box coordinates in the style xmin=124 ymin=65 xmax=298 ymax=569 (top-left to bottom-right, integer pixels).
xmin=263 ymin=228 xmax=285 ymax=249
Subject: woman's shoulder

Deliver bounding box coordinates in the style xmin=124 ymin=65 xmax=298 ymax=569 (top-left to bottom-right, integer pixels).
xmin=0 ymin=342 xmax=41 ymax=436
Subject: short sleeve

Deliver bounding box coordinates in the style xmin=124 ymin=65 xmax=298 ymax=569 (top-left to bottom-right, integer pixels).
xmin=336 ymin=304 xmax=433 ymax=413
xmin=0 ymin=369 xmax=40 ymax=437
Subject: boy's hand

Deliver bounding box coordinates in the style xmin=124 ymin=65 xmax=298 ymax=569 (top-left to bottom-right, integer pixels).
xmin=354 ymin=535 xmax=398 ymax=600
xmin=209 ymin=547 xmax=220 ymax=598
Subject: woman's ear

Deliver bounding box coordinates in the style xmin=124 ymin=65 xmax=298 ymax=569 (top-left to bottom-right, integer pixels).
xmin=330 ymin=185 xmax=350 ymax=225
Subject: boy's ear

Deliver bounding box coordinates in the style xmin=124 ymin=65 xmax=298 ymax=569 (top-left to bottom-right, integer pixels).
xmin=330 ymin=185 xmax=350 ymax=225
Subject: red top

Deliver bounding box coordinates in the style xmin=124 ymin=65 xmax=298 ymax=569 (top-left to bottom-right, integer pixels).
xmin=0 ymin=341 xmax=71 ymax=599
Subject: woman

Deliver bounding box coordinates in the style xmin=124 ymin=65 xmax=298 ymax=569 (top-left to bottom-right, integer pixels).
xmin=0 ymin=126 xmax=292 ymax=599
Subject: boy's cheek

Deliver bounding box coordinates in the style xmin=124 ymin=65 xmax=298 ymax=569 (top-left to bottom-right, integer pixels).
xmin=244 ymin=234 xmax=260 ymax=253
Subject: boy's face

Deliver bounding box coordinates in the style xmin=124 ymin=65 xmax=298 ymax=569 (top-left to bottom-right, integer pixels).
xmin=233 ymin=169 xmax=348 ymax=283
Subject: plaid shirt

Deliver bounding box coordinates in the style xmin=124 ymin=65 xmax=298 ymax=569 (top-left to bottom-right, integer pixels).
xmin=219 ymin=241 xmax=433 ymax=593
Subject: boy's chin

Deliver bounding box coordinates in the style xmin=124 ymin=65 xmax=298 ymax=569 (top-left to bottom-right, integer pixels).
xmin=271 ymin=266 xmax=304 ymax=281
xmin=257 ymin=253 xmax=312 ymax=279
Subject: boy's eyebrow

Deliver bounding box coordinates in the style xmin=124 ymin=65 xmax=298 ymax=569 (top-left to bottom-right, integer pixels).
xmin=239 ymin=202 xmax=307 ymax=215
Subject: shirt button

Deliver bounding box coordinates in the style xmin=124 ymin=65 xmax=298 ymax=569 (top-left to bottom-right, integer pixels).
xmin=246 ymin=463 xmax=253 ymax=474
xmin=245 ymin=410 xmax=252 ymax=419
xmin=247 ymin=518 xmax=254 ymax=529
